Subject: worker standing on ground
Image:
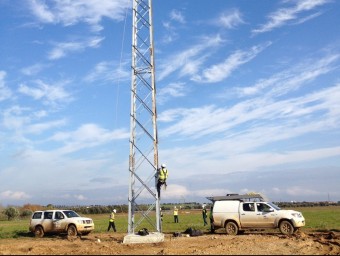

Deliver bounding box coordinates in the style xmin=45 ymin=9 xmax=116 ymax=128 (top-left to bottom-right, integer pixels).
xmin=173 ymin=206 xmax=179 ymax=223
xmin=202 ymin=205 xmax=208 ymax=226
xmin=156 ymin=163 xmax=168 ymax=199
xmin=107 ymin=209 xmax=117 ymax=232
xmin=209 ymin=206 xmax=214 ymax=233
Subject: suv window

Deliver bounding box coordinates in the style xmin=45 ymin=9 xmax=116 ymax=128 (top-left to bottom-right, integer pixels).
xmin=44 ymin=211 xmax=53 ymax=219
xmin=55 ymin=211 xmax=64 ymax=219
xmin=63 ymin=210 xmax=80 ymax=218
xmin=32 ymin=212 xmax=42 ymax=219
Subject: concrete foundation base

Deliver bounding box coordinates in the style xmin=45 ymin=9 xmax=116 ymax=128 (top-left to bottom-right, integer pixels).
xmin=123 ymin=232 xmax=165 ymax=244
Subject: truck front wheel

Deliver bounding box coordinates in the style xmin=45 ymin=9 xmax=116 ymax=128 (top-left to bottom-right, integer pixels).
xmin=279 ymin=220 xmax=294 ymax=235
xmin=225 ymin=221 xmax=238 ymax=235
xmin=67 ymin=224 xmax=78 ymax=237
xmin=34 ymin=226 xmax=44 ymax=238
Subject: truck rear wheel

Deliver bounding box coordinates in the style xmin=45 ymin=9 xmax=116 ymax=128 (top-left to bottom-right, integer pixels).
xmin=279 ymin=220 xmax=294 ymax=235
xmin=225 ymin=221 xmax=238 ymax=235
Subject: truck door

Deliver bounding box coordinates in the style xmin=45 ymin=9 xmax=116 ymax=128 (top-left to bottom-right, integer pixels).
xmin=239 ymin=202 xmax=259 ymax=227
xmin=42 ymin=211 xmax=54 ymax=232
xmin=53 ymin=211 xmax=67 ymax=231
xmin=255 ymin=203 xmax=276 ymax=228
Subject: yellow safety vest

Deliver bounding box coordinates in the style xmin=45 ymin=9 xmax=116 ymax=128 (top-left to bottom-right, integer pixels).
xmin=109 ymin=213 xmax=115 ymax=222
xmin=158 ymin=168 xmax=168 ymax=181
xmin=174 ymin=209 xmax=178 ymax=216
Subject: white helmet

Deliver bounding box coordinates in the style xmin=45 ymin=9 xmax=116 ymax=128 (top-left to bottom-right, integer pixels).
xmin=113 ymin=209 xmax=116 ymax=213
xmin=161 ymin=163 xmax=166 ymax=168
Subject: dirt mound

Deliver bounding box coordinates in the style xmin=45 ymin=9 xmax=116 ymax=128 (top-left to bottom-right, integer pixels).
xmin=0 ymin=231 xmax=339 ymax=255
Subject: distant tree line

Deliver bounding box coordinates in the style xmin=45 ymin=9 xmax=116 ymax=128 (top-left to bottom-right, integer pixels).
xmin=275 ymin=201 xmax=339 ymax=208
xmin=1 ymin=201 xmax=339 ymax=221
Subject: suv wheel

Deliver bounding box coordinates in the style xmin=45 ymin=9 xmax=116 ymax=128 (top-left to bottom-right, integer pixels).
xmin=279 ymin=220 xmax=294 ymax=235
xmin=225 ymin=221 xmax=238 ymax=235
xmin=67 ymin=225 xmax=78 ymax=237
xmin=34 ymin=226 xmax=44 ymax=238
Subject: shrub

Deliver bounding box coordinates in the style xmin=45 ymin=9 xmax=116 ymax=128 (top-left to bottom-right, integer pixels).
xmin=4 ymin=207 xmax=20 ymax=221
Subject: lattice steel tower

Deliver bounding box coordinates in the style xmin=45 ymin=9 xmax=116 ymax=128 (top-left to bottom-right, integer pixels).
xmin=127 ymin=0 xmax=161 ymax=234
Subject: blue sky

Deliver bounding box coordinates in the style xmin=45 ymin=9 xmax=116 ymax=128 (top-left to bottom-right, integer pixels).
xmin=1 ymin=0 xmax=339 ymax=206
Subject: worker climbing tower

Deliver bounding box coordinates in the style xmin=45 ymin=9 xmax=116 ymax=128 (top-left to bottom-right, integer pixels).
xmin=126 ymin=0 xmax=162 ymax=239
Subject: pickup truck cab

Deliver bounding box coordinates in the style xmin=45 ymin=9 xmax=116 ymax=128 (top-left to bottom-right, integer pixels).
xmin=208 ymin=194 xmax=305 ymax=235
xmin=29 ymin=210 xmax=95 ymax=238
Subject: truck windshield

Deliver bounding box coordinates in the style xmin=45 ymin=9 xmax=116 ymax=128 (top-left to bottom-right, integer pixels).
xmin=268 ymin=202 xmax=281 ymax=210
xmin=63 ymin=210 xmax=80 ymax=218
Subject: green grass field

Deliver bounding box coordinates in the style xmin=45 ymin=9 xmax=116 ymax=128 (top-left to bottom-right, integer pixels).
xmin=0 ymin=206 xmax=339 ymax=239
xmin=294 ymin=206 xmax=340 ymax=231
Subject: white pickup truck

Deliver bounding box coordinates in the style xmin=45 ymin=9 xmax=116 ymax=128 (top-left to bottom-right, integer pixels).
xmin=208 ymin=194 xmax=305 ymax=235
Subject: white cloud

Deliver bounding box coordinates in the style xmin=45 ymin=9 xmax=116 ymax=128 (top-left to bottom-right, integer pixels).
xmin=252 ymin=0 xmax=330 ymax=34
xmin=21 ymin=63 xmax=50 ymax=76
xmin=159 ymin=83 xmax=340 ymax=140
xmin=18 ymin=79 xmax=73 ymax=107
xmin=192 ymin=42 xmax=272 ymax=83
xmin=169 ymin=9 xmax=186 ymax=24
xmin=195 ymin=188 xmax=232 ymax=198
xmin=285 ymin=186 xmax=320 ymax=196
xmin=294 ymin=11 xmax=323 ymax=25
xmin=234 ymin=54 xmax=340 ymax=98
xmin=0 ymin=190 xmax=31 ymax=200
xmin=2 ymin=105 xmax=31 ymax=131
xmin=0 ymin=71 xmax=6 ymax=85
xmin=161 ymin=184 xmax=190 ymax=199
xmin=25 ymin=119 xmax=67 ymax=135
xmin=28 ymin=0 xmax=131 ymax=30
xmin=74 ymin=194 xmax=87 ymax=201
xmin=215 ymin=9 xmax=244 ymax=29
xmin=48 ymin=37 xmax=104 ymax=60
xmin=160 ymin=10 xmax=185 ymax=44
xmin=158 ymin=82 xmax=188 ymax=105
xmin=157 ymin=34 xmax=225 ymax=81
xmin=160 ymin=33 xmax=177 ymax=44
xmin=155 ymin=79 xmax=340 ymax=179
xmin=29 ymin=0 xmax=55 ymax=23
xmin=49 ymin=123 xmax=130 ymax=155
xmin=1 ymin=106 xmax=65 ymax=138
xmin=159 ymin=140 xmax=340 ymax=180
xmin=0 ymin=71 xmax=12 ymax=101
xmin=84 ymin=61 xmax=130 ymax=83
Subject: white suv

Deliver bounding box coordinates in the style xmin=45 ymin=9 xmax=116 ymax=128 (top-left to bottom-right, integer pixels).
xmin=29 ymin=210 xmax=95 ymax=238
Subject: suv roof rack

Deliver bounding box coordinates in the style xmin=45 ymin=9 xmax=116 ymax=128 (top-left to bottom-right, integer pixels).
xmin=206 ymin=193 xmax=265 ymax=202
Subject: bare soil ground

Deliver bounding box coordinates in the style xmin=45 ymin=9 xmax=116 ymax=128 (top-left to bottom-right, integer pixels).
xmin=0 ymin=230 xmax=339 ymax=255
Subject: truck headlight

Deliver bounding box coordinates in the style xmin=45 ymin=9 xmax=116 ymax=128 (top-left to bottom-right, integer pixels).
xmin=291 ymin=213 xmax=301 ymax=218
